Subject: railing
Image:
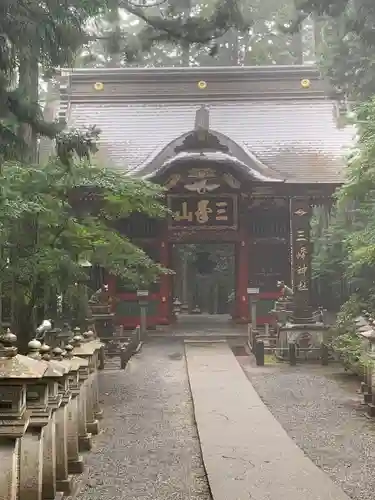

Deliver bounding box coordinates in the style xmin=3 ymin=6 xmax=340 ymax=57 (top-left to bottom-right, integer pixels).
xmin=248 ymin=318 xmax=331 ymax=367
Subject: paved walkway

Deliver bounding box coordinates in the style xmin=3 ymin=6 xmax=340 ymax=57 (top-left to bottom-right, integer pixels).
xmin=185 ymin=341 xmax=350 ymax=500
xmin=75 ymin=340 xmax=353 ymax=500
xmin=75 ymin=341 xmax=211 ymax=500
xmin=239 ymin=356 xmax=375 ymax=500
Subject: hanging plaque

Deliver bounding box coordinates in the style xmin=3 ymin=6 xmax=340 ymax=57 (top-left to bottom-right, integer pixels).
xmin=167 ymin=194 xmax=238 ymax=229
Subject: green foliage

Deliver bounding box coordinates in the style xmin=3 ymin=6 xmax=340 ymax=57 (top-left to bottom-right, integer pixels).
xmin=0 ymin=0 xmax=108 ymax=160
xmin=78 ymin=0 xmax=303 ymax=68
xmin=0 ymin=152 xmax=168 ymax=336
xmin=313 ymin=99 xmax=375 ymax=361
xmin=314 ymin=100 xmax=375 ymax=295
xmin=287 ymin=0 xmax=375 ymax=100
xmin=328 ymin=295 xmax=367 ymax=372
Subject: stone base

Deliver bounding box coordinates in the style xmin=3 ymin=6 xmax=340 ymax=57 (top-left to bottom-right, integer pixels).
xmin=277 ymin=323 xmax=330 ymax=361
xmin=68 ymin=456 xmax=85 ymax=474
xmin=87 ymin=419 xmax=100 ymax=435
xmin=57 ymin=474 xmax=81 ymax=497
xmin=368 ymin=403 xmax=375 ymax=417
xmin=94 ymin=409 xmax=104 ymax=420
xmin=364 ymin=392 xmax=373 ymax=404
xmin=56 ymin=476 xmax=74 ymax=495
xmin=78 ymin=433 xmax=93 ymax=452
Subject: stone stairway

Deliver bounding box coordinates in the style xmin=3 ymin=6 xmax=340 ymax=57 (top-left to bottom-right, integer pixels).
xmin=148 ymin=314 xmax=248 ymax=342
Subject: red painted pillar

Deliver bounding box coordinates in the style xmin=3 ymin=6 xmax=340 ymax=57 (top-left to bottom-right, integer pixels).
xmin=236 ymin=235 xmax=249 ymax=322
xmin=158 ymin=238 xmax=171 ymax=325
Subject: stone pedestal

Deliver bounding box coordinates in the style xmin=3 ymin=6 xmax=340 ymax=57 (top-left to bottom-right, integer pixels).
xmin=55 ymin=403 xmax=73 ymax=494
xmin=91 ymin=341 xmax=104 ymax=420
xmin=85 ymin=378 xmax=99 ymax=435
xmin=59 ymin=345 xmax=88 ymax=473
xmin=67 ymin=395 xmax=84 ymax=473
xmin=92 ymin=375 xmax=103 ymax=420
xmin=0 ymin=420 xmax=28 ymax=500
xmin=19 ymin=429 xmax=45 ymax=500
xmin=77 ymin=386 xmax=92 ymax=452
xmin=72 ymin=334 xmax=99 ymax=442
xmin=277 ymin=323 xmax=329 ymax=361
xmin=42 ymin=412 xmax=57 ymax=500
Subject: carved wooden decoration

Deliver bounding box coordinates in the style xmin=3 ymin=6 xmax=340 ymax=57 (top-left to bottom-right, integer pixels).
xmin=184 ymin=179 xmax=220 ymax=194
xmin=222 ymin=173 xmax=241 ymax=189
xmin=188 ymin=168 xmax=216 ymax=179
xmin=174 ymin=131 xmax=229 ymax=153
xmin=165 ymin=174 xmax=181 ymax=189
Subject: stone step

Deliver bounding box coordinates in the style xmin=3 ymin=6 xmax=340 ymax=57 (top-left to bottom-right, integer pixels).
xmin=148 ymin=332 xmax=248 ymax=341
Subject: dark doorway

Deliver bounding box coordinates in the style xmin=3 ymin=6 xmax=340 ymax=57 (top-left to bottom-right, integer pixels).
xmin=170 ymin=243 xmax=235 ymax=316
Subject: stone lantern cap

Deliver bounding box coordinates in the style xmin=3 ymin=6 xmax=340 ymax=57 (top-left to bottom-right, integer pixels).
xmin=85 ymin=329 xmax=104 ymax=349
xmin=72 ymin=334 xmax=96 ymax=356
xmin=27 ymin=339 xmax=67 ymax=378
xmin=68 ymin=354 xmax=89 ymax=371
xmin=43 ymin=345 xmax=71 ymax=373
xmin=0 ymin=330 xmax=47 ymax=379
xmin=45 ymin=360 xmax=66 ymax=378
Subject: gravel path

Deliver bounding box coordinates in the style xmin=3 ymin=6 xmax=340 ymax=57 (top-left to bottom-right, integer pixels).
xmin=238 ymin=356 xmax=375 ymax=500
xmin=76 ymin=341 xmax=211 ymax=500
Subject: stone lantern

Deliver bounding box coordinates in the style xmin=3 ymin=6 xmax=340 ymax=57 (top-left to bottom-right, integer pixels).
xmin=81 ymin=330 xmax=104 ymax=428
xmin=32 ymin=341 xmax=69 ymax=500
xmin=0 ymin=329 xmax=33 ymax=500
xmin=45 ymin=346 xmax=74 ymax=495
xmin=54 ymin=345 xmax=88 ymax=472
xmin=70 ymin=334 xmax=95 ymax=447
xmin=0 ymin=331 xmax=50 ymax=500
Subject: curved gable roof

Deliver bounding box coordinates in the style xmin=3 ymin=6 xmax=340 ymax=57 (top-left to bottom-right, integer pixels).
xmin=129 ymin=128 xmax=284 ymax=182
xmin=64 ymin=66 xmax=356 ymax=184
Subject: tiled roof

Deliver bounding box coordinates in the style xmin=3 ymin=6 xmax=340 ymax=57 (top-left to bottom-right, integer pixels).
xmin=63 ymin=66 xmax=356 ymax=184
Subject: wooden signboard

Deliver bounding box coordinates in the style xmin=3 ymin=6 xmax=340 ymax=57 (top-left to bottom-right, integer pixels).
xmin=167 ymin=194 xmax=238 ymax=230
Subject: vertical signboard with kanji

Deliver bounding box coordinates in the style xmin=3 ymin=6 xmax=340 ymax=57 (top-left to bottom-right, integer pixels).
xmin=290 ymin=198 xmax=312 ymax=308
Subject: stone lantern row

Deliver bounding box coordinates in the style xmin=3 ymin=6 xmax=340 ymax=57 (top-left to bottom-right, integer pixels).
xmin=0 ymin=327 xmax=105 ymax=500
xmin=354 ymin=312 xmax=375 ymax=411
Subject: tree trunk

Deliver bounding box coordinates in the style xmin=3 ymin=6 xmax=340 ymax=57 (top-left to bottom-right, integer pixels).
xmin=13 ymin=300 xmax=35 ymax=354
xmin=18 ymin=53 xmax=39 ymax=162
xmin=181 ymin=0 xmax=191 ymax=66
xmin=291 ymin=29 xmax=303 ymax=65
xmin=13 ymin=53 xmax=40 ymax=350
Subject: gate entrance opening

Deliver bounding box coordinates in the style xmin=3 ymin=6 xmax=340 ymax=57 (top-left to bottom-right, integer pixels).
xmin=170 ymin=243 xmax=235 ymax=317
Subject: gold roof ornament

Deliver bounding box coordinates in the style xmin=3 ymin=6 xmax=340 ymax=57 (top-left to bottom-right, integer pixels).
xmin=94 ymin=82 xmax=104 ymax=91
xmin=301 ymin=79 xmax=311 ymax=89
xmin=197 ymin=80 xmax=207 ymax=90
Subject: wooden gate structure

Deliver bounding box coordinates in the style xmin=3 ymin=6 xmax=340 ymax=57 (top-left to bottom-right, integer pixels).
xmin=56 ymin=65 xmax=354 ymax=329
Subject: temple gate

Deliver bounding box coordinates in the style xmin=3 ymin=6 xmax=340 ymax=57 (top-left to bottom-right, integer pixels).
xmin=55 ymin=64 xmax=354 ymax=329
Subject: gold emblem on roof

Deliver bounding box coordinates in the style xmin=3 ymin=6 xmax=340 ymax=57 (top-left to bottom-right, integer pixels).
xmin=94 ymin=82 xmax=104 ymax=91
xmin=301 ymin=79 xmax=311 ymax=89
xmin=197 ymin=80 xmax=207 ymax=90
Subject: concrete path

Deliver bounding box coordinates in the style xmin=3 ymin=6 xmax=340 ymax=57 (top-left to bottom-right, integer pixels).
xmin=75 ymin=341 xmax=211 ymax=500
xmin=185 ymin=342 xmax=351 ymax=500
